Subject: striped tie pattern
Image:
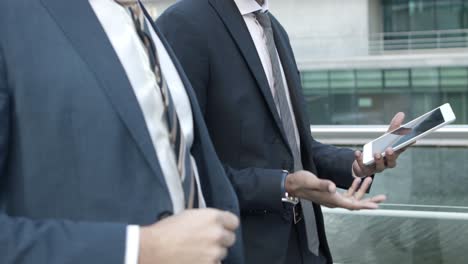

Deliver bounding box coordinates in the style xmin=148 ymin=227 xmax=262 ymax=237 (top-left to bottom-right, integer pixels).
xmin=116 ymin=0 xmax=197 ymax=209
xmin=255 ymin=11 xmax=320 ymax=255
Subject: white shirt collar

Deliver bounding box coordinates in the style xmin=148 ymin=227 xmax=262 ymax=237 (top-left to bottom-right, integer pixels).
xmin=233 ymin=0 xmax=269 ymax=16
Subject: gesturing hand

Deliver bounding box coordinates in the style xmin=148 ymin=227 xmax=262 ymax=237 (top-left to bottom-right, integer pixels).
xmin=138 ymin=209 xmax=239 ymax=264
xmin=285 ymin=171 xmax=386 ymax=210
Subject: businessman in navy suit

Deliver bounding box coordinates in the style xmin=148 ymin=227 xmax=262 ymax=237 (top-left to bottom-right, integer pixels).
xmin=0 ymin=0 xmax=244 ymax=263
xmin=157 ymin=0 xmax=407 ymax=263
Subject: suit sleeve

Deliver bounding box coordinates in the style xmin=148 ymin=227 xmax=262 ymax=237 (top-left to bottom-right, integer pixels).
xmin=0 ymin=39 xmax=128 ymax=264
xmin=223 ymin=166 xmax=285 ymax=212
xmin=157 ymin=11 xmax=286 ymax=213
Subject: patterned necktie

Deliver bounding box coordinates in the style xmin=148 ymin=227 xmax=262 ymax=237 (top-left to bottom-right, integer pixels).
xmin=115 ymin=0 xmax=198 ymax=209
xmin=255 ymin=11 xmax=320 ymax=255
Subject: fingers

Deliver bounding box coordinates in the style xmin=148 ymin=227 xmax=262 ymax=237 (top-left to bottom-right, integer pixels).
xmin=387 ymin=112 xmax=405 ymax=132
xmin=353 ymin=151 xmax=365 ymax=176
xmin=384 ymin=148 xmax=397 ymax=168
xmin=353 ymin=201 xmax=379 ymax=210
xmin=212 ymin=247 xmax=228 ymax=264
xmin=346 ymin=177 xmax=362 ymax=197
xmin=219 ymin=211 xmax=239 ymax=231
xmin=354 ymin=177 xmax=373 ymax=200
xmin=354 ymin=150 xmax=363 ymax=165
xmin=219 ymin=228 xmax=236 ymax=247
xmin=396 ymin=141 xmax=415 ymax=154
xmin=368 ymin=194 xmax=387 ymax=203
xmin=355 ymin=195 xmax=387 ymax=210
xmin=333 ymin=192 xmax=378 ymax=211
xmin=374 ymin=153 xmax=386 ymax=173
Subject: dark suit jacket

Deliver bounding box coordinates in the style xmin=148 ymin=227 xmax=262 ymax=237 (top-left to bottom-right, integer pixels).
xmin=157 ymin=0 xmax=357 ymax=263
xmin=0 ymin=0 xmax=243 ymax=263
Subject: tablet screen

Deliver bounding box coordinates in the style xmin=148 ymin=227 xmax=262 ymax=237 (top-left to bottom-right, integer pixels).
xmin=372 ymin=108 xmax=444 ymax=154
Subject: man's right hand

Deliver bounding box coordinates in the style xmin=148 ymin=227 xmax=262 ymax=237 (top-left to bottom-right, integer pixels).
xmin=138 ymin=208 xmax=239 ymax=264
xmin=285 ymin=171 xmax=386 ymax=210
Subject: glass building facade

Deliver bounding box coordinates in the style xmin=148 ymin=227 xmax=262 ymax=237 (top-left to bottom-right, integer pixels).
xmin=301 ymin=67 xmax=468 ymax=125
xmin=382 ymin=0 xmax=468 ymax=50
xmin=384 ymin=0 xmax=468 ymax=32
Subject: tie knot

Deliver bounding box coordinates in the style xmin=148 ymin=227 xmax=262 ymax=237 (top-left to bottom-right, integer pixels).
xmin=115 ymin=0 xmax=144 ymax=29
xmin=255 ymin=11 xmax=272 ymax=29
xmin=114 ymin=0 xmax=138 ymax=6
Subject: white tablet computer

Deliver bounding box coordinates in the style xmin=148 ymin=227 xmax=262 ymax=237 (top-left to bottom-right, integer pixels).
xmin=362 ymin=103 xmax=456 ymax=166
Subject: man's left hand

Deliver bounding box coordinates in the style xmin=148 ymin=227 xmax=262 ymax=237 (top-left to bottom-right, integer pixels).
xmin=352 ymin=112 xmax=408 ymax=177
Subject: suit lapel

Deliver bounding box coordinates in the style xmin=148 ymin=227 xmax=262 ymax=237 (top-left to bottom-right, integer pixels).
xmin=40 ymin=0 xmax=170 ymax=192
xmin=208 ymin=0 xmax=288 ymax=145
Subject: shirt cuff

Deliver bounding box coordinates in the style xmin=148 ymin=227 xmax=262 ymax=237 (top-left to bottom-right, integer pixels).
xmin=125 ymin=225 xmax=140 ymax=264
xmin=280 ymin=170 xmax=288 ymax=199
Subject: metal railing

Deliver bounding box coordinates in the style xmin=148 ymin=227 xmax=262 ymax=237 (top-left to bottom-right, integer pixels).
xmin=322 ymin=207 xmax=468 ymax=220
xmin=290 ymin=29 xmax=468 ymax=60
xmin=369 ymin=29 xmax=468 ymax=54
xmin=310 ymin=125 xmax=468 ymax=146
xmin=312 ymin=124 xmax=468 ymax=219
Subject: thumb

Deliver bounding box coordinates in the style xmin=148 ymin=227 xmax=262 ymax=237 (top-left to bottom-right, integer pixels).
xmin=387 ymin=112 xmax=405 ymax=132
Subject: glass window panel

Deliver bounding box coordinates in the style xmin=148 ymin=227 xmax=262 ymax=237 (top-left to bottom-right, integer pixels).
xmin=384 ymin=69 xmax=410 ymax=88
xmin=304 ymin=94 xmax=332 ymax=124
xmin=384 ymin=0 xmax=411 ymax=32
xmin=436 ymin=0 xmax=465 ymax=30
xmin=302 ymin=71 xmax=328 ymax=81
xmin=440 ymin=67 xmax=468 ymax=77
xmin=302 ymin=71 xmax=329 ymax=90
xmin=356 ymin=70 xmax=383 ymax=89
xmin=328 ymin=94 xmax=357 ymax=124
xmin=464 ymin=2 xmax=468 ymax=28
xmin=412 ymin=68 xmax=439 ymax=88
xmin=409 ymin=0 xmax=436 ymax=31
xmin=440 ymin=67 xmax=468 ymax=88
xmin=303 ymin=81 xmax=329 ymax=90
xmin=302 ymin=67 xmax=467 ymax=125
xmin=330 ymin=70 xmax=355 ymax=89
xmin=440 ymin=78 xmax=468 ymax=86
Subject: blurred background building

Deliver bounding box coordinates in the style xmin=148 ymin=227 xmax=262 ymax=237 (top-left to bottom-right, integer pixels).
xmin=148 ymin=0 xmax=468 ymax=263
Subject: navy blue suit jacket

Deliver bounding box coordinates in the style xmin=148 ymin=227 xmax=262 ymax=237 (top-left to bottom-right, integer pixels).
xmin=157 ymin=0 xmax=357 ymax=263
xmin=0 ymin=0 xmax=243 ymax=263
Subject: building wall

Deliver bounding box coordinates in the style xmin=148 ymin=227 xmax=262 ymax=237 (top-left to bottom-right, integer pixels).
xmin=270 ymin=0 xmax=372 ymax=60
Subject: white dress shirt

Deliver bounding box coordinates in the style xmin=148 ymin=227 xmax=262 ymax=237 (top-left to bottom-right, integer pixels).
xmin=89 ymin=0 xmax=206 ymax=263
xmin=233 ymin=0 xmax=302 ymax=151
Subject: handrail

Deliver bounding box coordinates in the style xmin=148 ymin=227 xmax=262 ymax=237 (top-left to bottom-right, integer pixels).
xmin=310 ymin=125 xmax=468 ymax=146
xmin=370 ymin=28 xmax=468 ymax=38
xmin=290 ymin=29 xmax=468 ymax=56
xmin=370 ymin=29 xmax=468 ymax=53
xmin=321 ymin=207 xmax=468 ymax=220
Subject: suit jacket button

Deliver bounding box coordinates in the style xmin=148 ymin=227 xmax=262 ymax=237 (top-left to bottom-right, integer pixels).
xmin=158 ymin=211 xmax=173 ymax=220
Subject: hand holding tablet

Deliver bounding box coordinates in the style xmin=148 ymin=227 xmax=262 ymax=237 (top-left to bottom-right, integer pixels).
xmin=362 ymin=103 xmax=456 ymax=166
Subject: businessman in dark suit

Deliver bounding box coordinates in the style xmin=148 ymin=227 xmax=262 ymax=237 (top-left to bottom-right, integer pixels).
xmin=0 ymin=0 xmax=244 ymax=263
xmin=157 ymin=0 xmax=406 ymax=263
